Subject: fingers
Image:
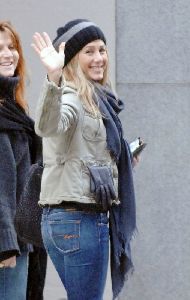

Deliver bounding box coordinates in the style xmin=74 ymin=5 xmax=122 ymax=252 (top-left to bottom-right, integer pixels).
xmin=9 ymin=260 xmax=16 ymax=268
xmin=31 ymin=43 xmax=41 ymax=56
xmin=33 ymin=32 xmax=46 ymax=50
xmin=59 ymin=42 xmax=65 ymax=56
xmin=95 ymin=186 xmax=102 ymax=204
xmin=0 ymin=256 xmax=16 ymax=268
xmin=108 ymin=183 xmax=116 ymax=200
xmin=132 ymin=155 xmax=140 ymax=167
xmin=42 ymin=32 xmax=52 ymax=47
xmin=31 ymin=32 xmax=53 ymax=54
xmin=104 ymin=185 xmax=112 ymax=208
xmin=100 ymin=185 xmax=108 ymax=211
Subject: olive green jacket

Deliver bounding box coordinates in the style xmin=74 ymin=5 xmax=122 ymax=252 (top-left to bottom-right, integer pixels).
xmin=35 ymin=78 xmax=118 ymax=205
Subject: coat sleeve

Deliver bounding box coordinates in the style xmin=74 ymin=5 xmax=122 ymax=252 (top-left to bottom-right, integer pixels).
xmin=35 ymin=78 xmax=80 ymax=137
xmin=0 ymin=133 xmax=20 ymax=260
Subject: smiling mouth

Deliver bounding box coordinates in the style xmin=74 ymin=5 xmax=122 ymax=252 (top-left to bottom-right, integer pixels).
xmin=91 ymin=66 xmax=103 ymax=68
xmin=0 ymin=62 xmax=13 ymax=66
xmin=90 ymin=66 xmax=104 ymax=72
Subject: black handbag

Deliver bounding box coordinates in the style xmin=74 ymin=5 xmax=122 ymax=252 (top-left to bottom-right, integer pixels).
xmin=15 ymin=161 xmax=44 ymax=248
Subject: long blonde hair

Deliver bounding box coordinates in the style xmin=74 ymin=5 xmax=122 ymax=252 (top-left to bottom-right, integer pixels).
xmin=0 ymin=21 xmax=28 ymax=111
xmin=63 ymin=52 xmax=110 ymax=117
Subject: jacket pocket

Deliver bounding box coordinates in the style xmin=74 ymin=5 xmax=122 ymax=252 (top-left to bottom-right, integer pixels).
xmin=81 ymin=162 xmax=92 ymax=197
xmin=82 ymin=112 xmax=105 ymax=141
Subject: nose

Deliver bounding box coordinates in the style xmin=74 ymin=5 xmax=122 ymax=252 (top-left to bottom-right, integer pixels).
xmin=2 ymin=47 xmax=13 ymax=57
xmin=93 ymin=51 xmax=103 ymax=62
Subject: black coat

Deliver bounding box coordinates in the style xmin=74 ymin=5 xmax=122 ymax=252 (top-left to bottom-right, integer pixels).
xmin=0 ymin=75 xmax=41 ymax=261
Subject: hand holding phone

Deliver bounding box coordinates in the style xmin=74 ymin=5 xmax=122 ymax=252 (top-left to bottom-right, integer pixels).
xmin=129 ymin=137 xmax=147 ymax=157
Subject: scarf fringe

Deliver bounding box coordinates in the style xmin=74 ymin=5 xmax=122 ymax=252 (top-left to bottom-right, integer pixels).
xmin=112 ymin=263 xmax=134 ymax=300
xmin=111 ymin=228 xmax=137 ymax=299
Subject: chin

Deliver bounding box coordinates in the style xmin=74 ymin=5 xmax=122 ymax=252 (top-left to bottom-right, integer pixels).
xmin=0 ymin=69 xmax=14 ymax=77
xmin=1 ymin=72 xmax=14 ymax=77
xmin=91 ymin=75 xmax=104 ymax=81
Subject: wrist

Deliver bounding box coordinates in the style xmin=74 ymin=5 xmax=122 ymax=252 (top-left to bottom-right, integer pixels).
xmin=47 ymin=70 xmax=63 ymax=86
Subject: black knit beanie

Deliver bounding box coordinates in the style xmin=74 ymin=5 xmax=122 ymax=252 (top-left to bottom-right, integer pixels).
xmin=53 ymin=19 xmax=106 ymax=66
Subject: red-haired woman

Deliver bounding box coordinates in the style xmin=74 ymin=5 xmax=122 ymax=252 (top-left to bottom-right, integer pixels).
xmin=0 ymin=21 xmax=46 ymax=300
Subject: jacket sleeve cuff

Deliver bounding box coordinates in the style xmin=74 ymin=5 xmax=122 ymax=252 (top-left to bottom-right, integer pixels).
xmin=0 ymin=250 xmax=19 ymax=262
xmin=44 ymin=76 xmax=65 ymax=106
xmin=0 ymin=228 xmax=20 ymax=254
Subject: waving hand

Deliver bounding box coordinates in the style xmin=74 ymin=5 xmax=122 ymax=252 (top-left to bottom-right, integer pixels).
xmin=32 ymin=32 xmax=65 ymax=84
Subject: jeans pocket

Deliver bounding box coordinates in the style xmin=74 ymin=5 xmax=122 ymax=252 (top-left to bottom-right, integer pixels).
xmin=49 ymin=219 xmax=80 ymax=254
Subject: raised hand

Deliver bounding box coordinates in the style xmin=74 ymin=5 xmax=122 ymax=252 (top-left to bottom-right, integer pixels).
xmin=31 ymin=32 xmax=65 ymax=84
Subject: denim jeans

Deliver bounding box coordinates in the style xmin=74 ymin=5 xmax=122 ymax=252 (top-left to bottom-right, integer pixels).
xmin=41 ymin=207 xmax=109 ymax=300
xmin=0 ymin=251 xmax=28 ymax=300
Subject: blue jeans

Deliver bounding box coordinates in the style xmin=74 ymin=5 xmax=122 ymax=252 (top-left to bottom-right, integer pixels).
xmin=0 ymin=251 xmax=28 ymax=300
xmin=42 ymin=207 xmax=109 ymax=300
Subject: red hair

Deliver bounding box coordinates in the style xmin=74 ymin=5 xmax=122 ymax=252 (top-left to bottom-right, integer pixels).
xmin=0 ymin=21 xmax=28 ymax=111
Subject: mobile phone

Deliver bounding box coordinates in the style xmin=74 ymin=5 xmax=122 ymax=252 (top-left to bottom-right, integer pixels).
xmin=129 ymin=137 xmax=147 ymax=157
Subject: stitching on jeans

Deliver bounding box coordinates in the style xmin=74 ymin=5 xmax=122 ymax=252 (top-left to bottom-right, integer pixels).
xmin=63 ymin=234 xmax=79 ymax=239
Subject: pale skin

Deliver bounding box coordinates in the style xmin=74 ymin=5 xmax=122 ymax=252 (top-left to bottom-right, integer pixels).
xmin=0 ymin=257 xmax=16 ymax=268
xmin=31 ymin=32 xmax=65 ymax=85
xmin=0 ymin=31 xmax=19 ymax=77
xmin=78 ymin=40 xmax=108 ymax=82
xmin=132 ymin=155 xmax=140 ymax=167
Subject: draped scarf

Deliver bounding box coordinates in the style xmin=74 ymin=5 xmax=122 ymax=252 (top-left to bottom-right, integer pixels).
xmin=95 ymin=85 xmax=136 ymax=299
xmin=0 ymin=75 xmax=33 ymax=131
xmin=0 ymin=74 xmax=41 ymax=163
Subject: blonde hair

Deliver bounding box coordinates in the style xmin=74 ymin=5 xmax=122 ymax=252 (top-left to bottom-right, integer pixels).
xmin=0 ymin=21 xmax=28 ymax=111
xmin=63 ymin=52 xmax=110 ymax=117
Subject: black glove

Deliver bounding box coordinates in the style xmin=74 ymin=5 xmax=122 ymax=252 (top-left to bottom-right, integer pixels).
xmin=88 ymin=165 xmax=116 ymax=210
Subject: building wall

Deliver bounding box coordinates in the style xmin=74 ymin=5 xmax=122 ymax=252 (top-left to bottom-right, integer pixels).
xmin=116 ymin=1 xmax=190 ymax=300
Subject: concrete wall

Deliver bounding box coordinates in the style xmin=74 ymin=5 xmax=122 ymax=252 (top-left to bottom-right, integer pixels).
xmin=116 ymin=1 xmax=190 ymax=300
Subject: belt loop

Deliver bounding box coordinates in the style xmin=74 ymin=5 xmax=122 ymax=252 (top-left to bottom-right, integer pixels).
xmin=42 ymin=206 xmax=50 ymax=216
